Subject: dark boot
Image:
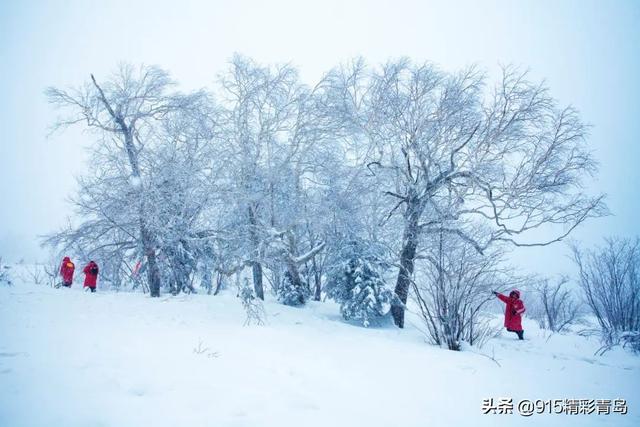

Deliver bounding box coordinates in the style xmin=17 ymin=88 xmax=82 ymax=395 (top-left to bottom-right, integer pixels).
xmin=516 ymin=330 xmax=524 ymax=340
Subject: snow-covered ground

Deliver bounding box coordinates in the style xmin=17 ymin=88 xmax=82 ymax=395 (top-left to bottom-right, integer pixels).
xmin=1 ymin=276 xmax=638 ymax=427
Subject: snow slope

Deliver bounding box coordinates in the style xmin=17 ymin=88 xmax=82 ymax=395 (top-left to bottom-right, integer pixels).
xmin=0 ymin=278 xmax=638 ymax=427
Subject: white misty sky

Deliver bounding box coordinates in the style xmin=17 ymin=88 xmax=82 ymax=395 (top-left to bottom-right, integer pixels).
xmin=0 ymin=0 xmax=638 ymax=276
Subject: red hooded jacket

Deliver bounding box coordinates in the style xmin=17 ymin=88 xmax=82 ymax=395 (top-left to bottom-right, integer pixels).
xmin=497 ymin=290 xmax=526 ymax=331
xmin=60 ymin=257 xmax=75 ymax=284
xmin=83 ymin=261 xmax=99 ymax=288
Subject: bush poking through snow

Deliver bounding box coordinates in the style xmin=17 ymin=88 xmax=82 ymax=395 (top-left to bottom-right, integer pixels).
xmin=0 ymin=257 xmax=12 ymax=286
xmin=531 ymin=277 xmax=582 ymax=333
xmin=276 ymin=272 xmax=311 ymax=306
xmin=193 ymin=340 xmax=220 ymax=358
xmin=620 ymin=331 xmax=640 ymax=353
xmin=240 ymin=279 xmax=266 ymax=325
xmin=573 ymin=237 xmax=640 ymax=354
xmin=19 ymin=264 xmax=46 ymax=286
xmin=412 ymin=234 xmax=506 ymax=351
xmin=43 ymin=256 xmax=64 ymax=288
xmin=326 ymin=257 xmax=393 ymax=327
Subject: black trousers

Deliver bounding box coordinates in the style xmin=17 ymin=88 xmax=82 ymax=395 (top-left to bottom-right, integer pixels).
xmin=507 ymin=328 xmax=524 ymax=340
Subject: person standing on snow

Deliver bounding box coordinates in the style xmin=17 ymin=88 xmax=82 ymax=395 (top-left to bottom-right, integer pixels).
xmin=493 ymin=289 xmax=526 ymax=340
xmin=59 ymin=256 xmax=75 ymax=287
xmin=83 ymin=260 xmax=99 ymax=293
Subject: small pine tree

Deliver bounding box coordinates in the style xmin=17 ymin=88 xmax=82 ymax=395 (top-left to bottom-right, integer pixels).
xmin=277 ymin=271 xmax=310 ymax=306
xmin=327 ymin=256 xmax=393 ymax=327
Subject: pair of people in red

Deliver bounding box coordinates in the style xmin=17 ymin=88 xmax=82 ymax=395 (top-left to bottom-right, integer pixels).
xmin=493 ymin=289 xmax=526 ymax=340
xmin=59 ymin=256 xmax=99 ymax=292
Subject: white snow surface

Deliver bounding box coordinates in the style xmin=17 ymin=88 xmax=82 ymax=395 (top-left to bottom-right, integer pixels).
xmin=1 ymin=276 xmax=639 ymax=427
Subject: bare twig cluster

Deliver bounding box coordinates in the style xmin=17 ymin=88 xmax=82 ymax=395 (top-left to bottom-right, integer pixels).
xmin=573 ymin=238 xmax=640 ymax=354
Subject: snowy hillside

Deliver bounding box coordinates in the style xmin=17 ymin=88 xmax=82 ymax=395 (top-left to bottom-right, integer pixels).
xmin=1 ymin=278 xmax=638 ymax=427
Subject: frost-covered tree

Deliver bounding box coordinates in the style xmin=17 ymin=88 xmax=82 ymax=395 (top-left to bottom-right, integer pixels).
xmin=302 ymin=156 xmax=387 ymax=301
xmin=217 ymin=55 xmax=340 ymax=302
xmin=530 ymin=276 xmax=582 ymax=333
xmin=326 ymin=251 xmax=394 ymax=327
xmin=327 ymin=59 xmax=606 ymax=327
xmin=277 ymin=270 xmax=311 ymax=306
xmin=45 ymin=64 xmax=209 ymax=297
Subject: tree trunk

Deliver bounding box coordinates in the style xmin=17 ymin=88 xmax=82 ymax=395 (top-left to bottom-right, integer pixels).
xmin=91 ymin=77 xmax=163 ymax=298
xmin=313 ymin=257 xmax=322 ymax=301
xmin=247 ymin=205 xmax=265 ymax=300
xmin=121 ymin=121 xmax=162 ymax=298
xmin=285 ymin=231 xmax=305 ymax=290
xmin=286 ymin=259 xmax=303 ymax=288
xmin=202 ymin=269 xmax=212 ymax=294
xmin=213 ymin=273 xmax=223 ymax=295
xmin=142 ymin=225 xmax=161 ymax=297
xmin=145 ymin=249 xmax=161 ymax=297
xmin=391 ymin=199 xmax=422 ymax=328
xmin=252 ymin=262 xmax=264 ymax=300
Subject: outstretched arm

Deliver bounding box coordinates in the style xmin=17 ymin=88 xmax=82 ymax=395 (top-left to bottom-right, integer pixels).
xmin=494 ymin=292 xmax=509 ymax=303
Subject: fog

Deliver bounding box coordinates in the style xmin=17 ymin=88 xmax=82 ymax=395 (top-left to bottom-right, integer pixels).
xmin=1 ymin=0 xmax=638 ymax=276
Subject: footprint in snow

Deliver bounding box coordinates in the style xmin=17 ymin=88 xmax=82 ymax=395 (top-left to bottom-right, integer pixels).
xmin=578 ymin=357 xmax=605 ymax=366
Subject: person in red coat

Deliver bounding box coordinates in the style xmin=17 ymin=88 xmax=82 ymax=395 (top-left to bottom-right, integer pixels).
xmin=59 ymin=256 xmax=75 ymax=287
xmin=493 ymin=289 xmax=526 ymax=340
xmin=83 ymin=261 xmax=99 ymax=293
